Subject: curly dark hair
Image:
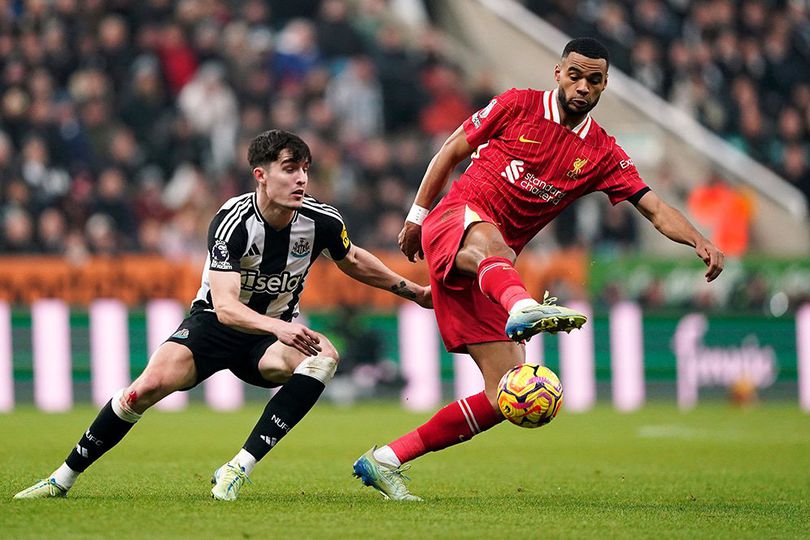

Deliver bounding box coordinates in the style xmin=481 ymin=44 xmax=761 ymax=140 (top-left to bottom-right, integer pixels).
xmin=562 ymin=37 xmax=610 ymax=68
xmin=247 ymin=129 xmax=312 ymax=169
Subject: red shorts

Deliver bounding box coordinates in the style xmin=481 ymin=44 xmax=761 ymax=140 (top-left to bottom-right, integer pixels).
xmin=421 ymin=199 xmax=509 ymax=353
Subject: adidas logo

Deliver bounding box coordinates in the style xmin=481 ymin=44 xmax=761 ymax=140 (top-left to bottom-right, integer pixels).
xmin=260 ymin=435 xmax=278 ymax=447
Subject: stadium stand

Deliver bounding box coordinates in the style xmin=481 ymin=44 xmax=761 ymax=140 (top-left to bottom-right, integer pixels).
xmin=0 ymin=0 xmax=807 ymax=309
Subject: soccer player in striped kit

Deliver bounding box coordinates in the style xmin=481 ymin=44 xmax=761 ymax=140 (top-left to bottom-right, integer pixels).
xmin=14 ymin=130 xmax=431 ymax=501
xmin=354 ymin=38 xmax=724 ymax=500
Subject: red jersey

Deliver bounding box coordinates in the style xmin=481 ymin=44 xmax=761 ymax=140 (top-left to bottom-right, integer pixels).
xmin=446 ymin=87 xmax=648 ymax=252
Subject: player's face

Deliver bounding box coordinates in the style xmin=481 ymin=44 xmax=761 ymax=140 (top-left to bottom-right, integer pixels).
xmin=255 ymin=149 xmax=309 ymax=210
xmin=554 ymin=52 xmax=608 ymax=116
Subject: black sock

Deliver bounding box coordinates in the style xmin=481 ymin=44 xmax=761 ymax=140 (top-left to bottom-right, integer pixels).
xmin=242 ymin=373 xmax=326 ymax=461
xmin=65 ymin=400 xmax=137 ymax=472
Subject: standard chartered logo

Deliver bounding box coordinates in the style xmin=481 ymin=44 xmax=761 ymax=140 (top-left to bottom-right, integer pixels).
xmin=500 ymin=160 xmax=525 ymax=183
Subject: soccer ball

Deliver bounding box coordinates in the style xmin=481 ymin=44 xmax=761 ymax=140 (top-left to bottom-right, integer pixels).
xmin=497 ymin=364 xmax=563 ymax=428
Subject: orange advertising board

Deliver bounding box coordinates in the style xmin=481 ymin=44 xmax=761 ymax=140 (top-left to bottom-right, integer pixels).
xmin=0 ymin=250 xmax=587 ymax=308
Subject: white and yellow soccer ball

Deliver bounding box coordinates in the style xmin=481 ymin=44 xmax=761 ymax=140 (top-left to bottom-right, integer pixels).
xmin=497 ymin=364 xmax=563 ymax=428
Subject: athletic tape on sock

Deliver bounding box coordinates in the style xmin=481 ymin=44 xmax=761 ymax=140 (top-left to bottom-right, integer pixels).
xmin=293 ymin=356 xmax=337 ymax=384
xmin=111 ymin=388 xmax=142 ymax=423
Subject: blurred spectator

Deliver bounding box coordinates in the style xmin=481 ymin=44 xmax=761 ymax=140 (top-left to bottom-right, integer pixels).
xmin=271 ymin=19 xmax=321 ymax=91
xmin=372 ymin=24 xmax=424 ymax=132
xmin=93 ymin=167 xmax=138 ymax=250
xmin=419 ymin=64 xmax=473 ymax=136
xmin=158 ymin=23 xmax=198 ymax=96
xmin=178 ymin=62 xmax=239 ymax=171
xmin=315 ymin=0 xmax=365 ymax=60
xmin=119 ymin=56 xmax=171 ymax=154
xmin=326 ymin=56 xmax=384 ymax=140
xmin=1 ymin=207 xmax=36 ymax=253
xmin=36 ymin=207 xmax=68 ymax=254
xmin=597 ymin=203 xmax=639 ymax=255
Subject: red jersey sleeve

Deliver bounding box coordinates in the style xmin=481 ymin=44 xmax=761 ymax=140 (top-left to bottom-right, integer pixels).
xmin=596 ymin=138 xmax=649 ymax=205
xmin=463 ymin=88 xmax=521 ymax=148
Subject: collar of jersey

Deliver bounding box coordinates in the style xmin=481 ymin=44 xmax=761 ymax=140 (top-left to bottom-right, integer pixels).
xmin=253 ymin=192 xmax=301 ymax=229
xmin=251 ymin=192 xmax=265 ymax=225
xmin=548 ymin=88 xmax=592 ymax=140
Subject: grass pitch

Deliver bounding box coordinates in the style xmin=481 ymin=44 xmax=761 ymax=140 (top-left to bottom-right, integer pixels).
xmin=2 ymin=402 xmax=809 ymax=539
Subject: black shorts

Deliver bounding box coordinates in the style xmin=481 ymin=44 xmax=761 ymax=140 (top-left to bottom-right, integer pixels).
xmin=165 ymin=309 xmax=281 ymax=389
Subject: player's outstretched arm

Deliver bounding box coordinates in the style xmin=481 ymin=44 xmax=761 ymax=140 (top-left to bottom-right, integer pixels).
xmin=400 ymin=125 xmax=474 ymax=262
xmin=335 ymin=245 xmax=432 ymax=308
xmin=634 ymin=190 xmax=725 ymax=282
xmin=209 ymin=270 xmax=322 ymax=355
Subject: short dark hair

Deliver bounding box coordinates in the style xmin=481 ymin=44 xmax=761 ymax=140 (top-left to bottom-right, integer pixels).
xmin=247 ymin=129 xmax=312 ymax=169
xmin=562 ymin=37 xmax=610 ymax=68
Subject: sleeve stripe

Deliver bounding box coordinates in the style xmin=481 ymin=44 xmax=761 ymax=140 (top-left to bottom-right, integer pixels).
xmin=302 ymin=200 xmax=344 ymax=223
xmin=302 ymin=195 xmax=342 ymax=215
xmin=215 ymin=197 xmax=252 ymax=241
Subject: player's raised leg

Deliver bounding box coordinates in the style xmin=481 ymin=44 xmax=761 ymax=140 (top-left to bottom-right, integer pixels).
xmin=211 ymin=336 xmax=338 ymax=501
xmin=13 ymin=342 xmax=197 ymax=499
xmin=457 ymin=222 xmax=586 ymax=340
xmin=354 ymin=340 xmax=521 ymax=501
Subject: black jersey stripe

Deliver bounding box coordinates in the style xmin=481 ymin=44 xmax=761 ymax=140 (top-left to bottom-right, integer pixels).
xmin=215 ymin=196 xmax=251 ymax=240
xmin=280 ymin=272 xmax=309 ymax=321
xmin=246 ymin=223 xmax=292 ymax=314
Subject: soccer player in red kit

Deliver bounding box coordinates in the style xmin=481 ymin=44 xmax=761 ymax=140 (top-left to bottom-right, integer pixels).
xmin=353 ymin=38 xmax=724 ymax=500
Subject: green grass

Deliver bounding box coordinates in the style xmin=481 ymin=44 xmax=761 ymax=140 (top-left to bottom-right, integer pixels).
xmin=1 ymin=402 xmax=809 ymax=539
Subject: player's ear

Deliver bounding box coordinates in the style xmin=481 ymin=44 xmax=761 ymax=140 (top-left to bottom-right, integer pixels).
xmin=554 ymin=64 xmax=561 ymax=83
xmin=252 ymin=166 xmax=266 ymax=186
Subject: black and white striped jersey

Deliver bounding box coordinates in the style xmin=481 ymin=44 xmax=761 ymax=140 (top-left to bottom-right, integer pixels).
xmin=192 ymin=192 xmax=351 ymax=321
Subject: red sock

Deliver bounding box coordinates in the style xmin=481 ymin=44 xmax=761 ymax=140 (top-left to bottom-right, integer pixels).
xmin=477 ymin=256 xmax=532 ymax=312
xmin=388 ymin=391 xmax=503 ymax=464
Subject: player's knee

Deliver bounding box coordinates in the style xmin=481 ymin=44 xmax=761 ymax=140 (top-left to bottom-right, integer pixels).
xmin=294 ymin=354 xmax=338 ymax=384
xmin=318 ymin=336 xmax=340 ymax=364
xmin=487 ymin=242 xmax=516 ymax=263
xmin=129 ymin=372 xmax=172 ymax=409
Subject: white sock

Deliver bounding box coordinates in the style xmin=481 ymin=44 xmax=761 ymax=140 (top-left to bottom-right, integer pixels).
xmin=233 ymin=449 xmax=257 ymax=475
xmin=51 ymin=462 xmax=79 ymax=490
xmin=510 ymin=298 xmax=540 ymax=314
xmin=373 ymin=445 xmax=401 ymax=468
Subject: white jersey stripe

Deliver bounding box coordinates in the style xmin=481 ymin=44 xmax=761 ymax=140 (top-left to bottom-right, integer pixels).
xmin=250 ymin=193 xmax=265 ymax=225
xmin=215 ymin=193 xmax=252 ymax=235
xmin=215 ymin=197 xmax=251 ymax=240
xmin=220 ymin=200 xmax=252 ymax=242
xmin=302 ymin=201 xmax=344 ymax=223
xmin=550 ymin=88 xmax=561 ymax=124
xmin=303 ymin=197 xmax=343 ymax=217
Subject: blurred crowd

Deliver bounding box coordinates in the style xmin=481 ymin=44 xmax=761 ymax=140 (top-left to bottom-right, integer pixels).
xmin=530 ymin=0 xmax=810 ymax=202
xmin=0 ymin=0 xmax=497 ymax=260
xmin=0 ymin=0 xmax=807 ymax=286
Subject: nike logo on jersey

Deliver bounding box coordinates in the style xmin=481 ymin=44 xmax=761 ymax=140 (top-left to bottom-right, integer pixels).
xmin=518 ymin=134 xmax=542 ymax=144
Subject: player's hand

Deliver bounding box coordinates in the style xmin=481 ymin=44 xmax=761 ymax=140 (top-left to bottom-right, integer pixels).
xmin=414 ymin=285 xmax=433 ymax=309
xmin=273 ymin=321 xmax=322 ymax=356
xmin=695 ymin=238 xmax=724 ymax=282
xmin=398 ymin=221 xmax=424 ymax=262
